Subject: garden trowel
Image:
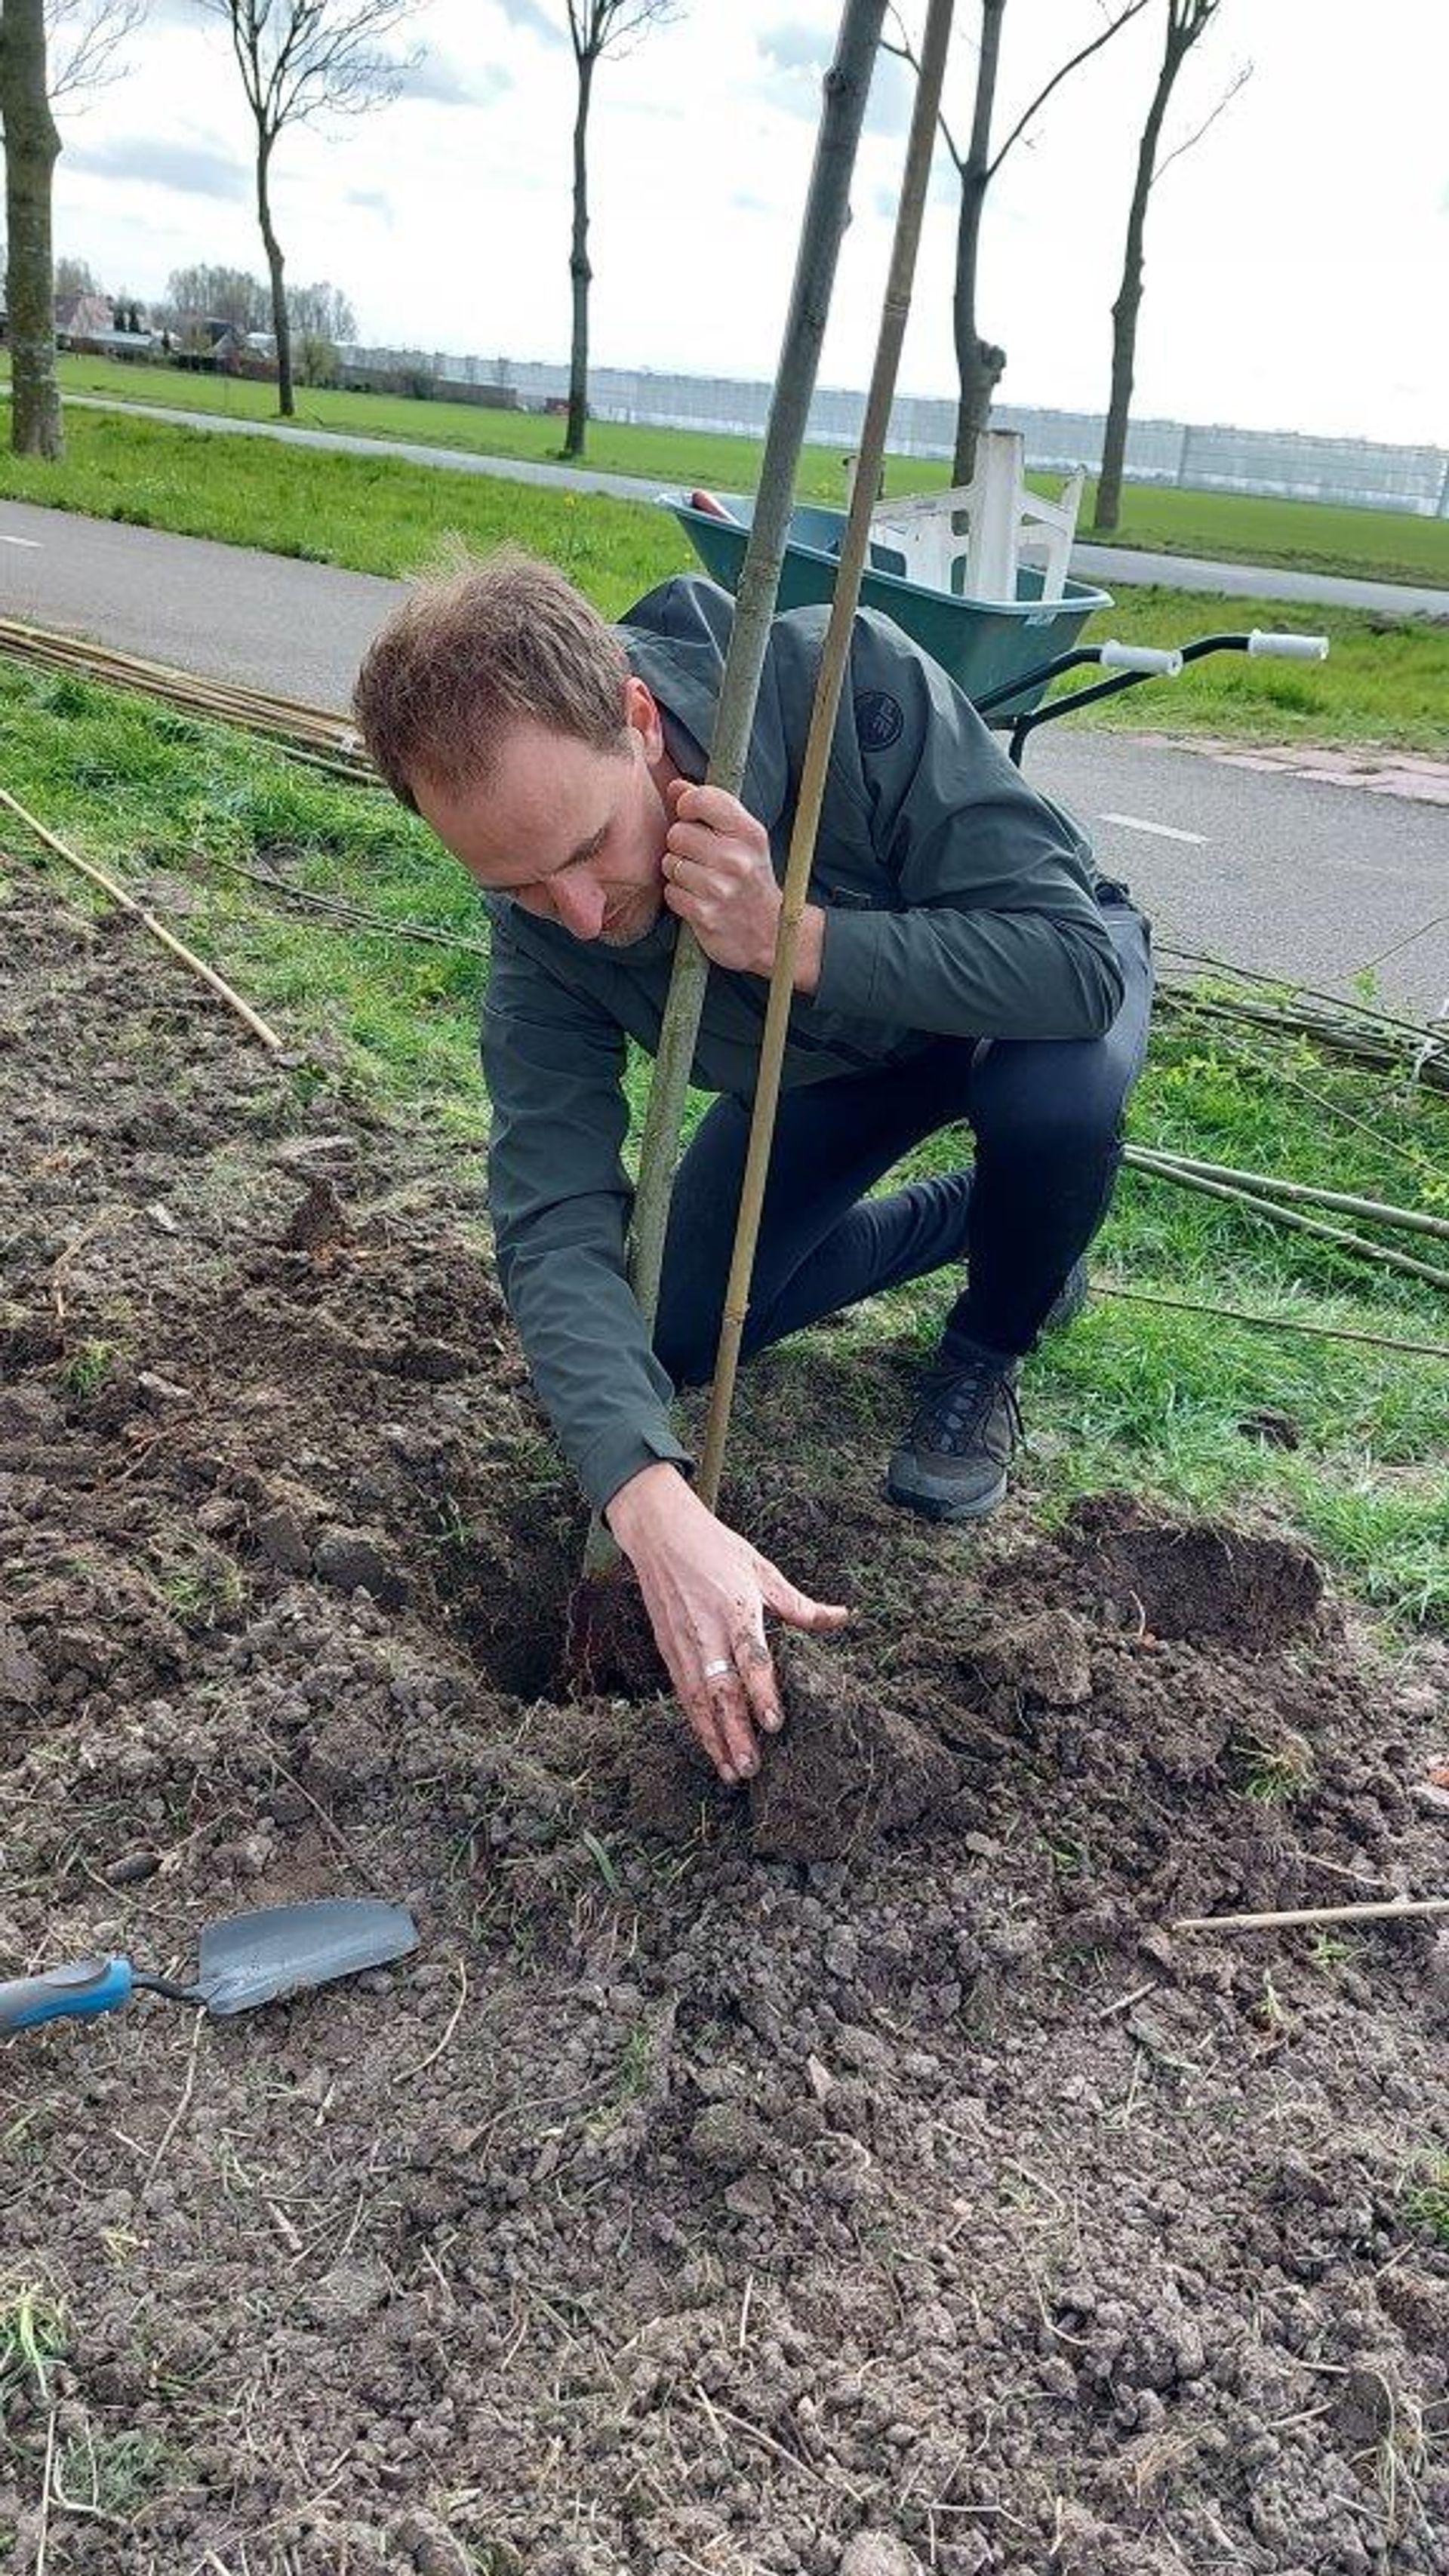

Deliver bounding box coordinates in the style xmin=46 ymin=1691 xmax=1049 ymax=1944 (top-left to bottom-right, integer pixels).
xmin=0 ymin=1898 xmax=419 ymax=2033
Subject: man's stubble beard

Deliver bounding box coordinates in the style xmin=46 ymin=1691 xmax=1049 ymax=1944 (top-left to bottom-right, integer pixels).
xmin=599 ymin=885 xmax=665 ymax=947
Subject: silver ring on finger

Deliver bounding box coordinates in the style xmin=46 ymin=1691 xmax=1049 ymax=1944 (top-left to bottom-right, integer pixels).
xmin=702 ymin=1657 xmax=732 ymax=1681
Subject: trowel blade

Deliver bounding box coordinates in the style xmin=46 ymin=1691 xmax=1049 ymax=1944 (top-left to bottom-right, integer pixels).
xmin=195 ymin=1897 xmax=419 ymax=2017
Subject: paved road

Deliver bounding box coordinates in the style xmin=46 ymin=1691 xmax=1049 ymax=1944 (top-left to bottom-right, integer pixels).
xmin=60 ymin=394 xmax=1449 ymax=623
xmin=2 ymin=496 xmax=1445 ymax=1017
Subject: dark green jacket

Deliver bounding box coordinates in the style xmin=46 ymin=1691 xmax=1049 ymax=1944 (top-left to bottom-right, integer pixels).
xmin=482 ymin=576 xmax=1124 ymax=1512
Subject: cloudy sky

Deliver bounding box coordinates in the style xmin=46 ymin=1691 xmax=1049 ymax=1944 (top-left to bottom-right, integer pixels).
xmin=52 ymin=0 xmax=1449 ymax=449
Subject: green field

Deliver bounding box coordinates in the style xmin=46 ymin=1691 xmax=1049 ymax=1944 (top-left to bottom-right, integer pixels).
xmin=11 ymin=349 xmax=1449 ymax=589
xmin=2 ymin=403 xmax=1447 ymax=755
xmin=2 ymin=654 xmax=1445 ymax=1627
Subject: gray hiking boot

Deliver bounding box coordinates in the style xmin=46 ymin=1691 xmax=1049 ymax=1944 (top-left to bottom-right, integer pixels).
xmin=886 ymin=1346 xmax=1023 ymax=1523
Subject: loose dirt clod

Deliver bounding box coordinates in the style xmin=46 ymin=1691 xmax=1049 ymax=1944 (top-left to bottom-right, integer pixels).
xmin=280 ymin=1173 xmax=352 ymax=1252
xmin=749 ymin=1638 xmax=961 ymax=1858
xmin=1071 ymin=1496 xmax=1326 ymax=1646
xmin=2 ymin=869 xmax=1447 ymax=2572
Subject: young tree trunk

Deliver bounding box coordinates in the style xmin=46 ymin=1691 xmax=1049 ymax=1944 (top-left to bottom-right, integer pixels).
xmin=564 ymin=50 xmax=594 ymax=460
xmin=1094 ymin=3 xmax=1203 ymax=532
xmin=0 ymin=0 xmax=63 ymax=460
xmin=950 ymin=165 xmax=1004 ymax=485
xmin=574 ymin=0 xmax=884 ymax=1596
xmin=255 ymin=134 xmax=294 ymax=418
xmin=949 ymin=0 xmax=1006 ymax=488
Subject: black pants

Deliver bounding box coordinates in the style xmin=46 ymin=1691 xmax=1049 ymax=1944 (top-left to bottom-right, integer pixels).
xmin=656 ymin=892 xmax=1153 ymax=1385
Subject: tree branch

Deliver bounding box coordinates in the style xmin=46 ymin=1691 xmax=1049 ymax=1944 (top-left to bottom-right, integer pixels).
xmin=45 ymin=0 xmax=145 ymax=103
xmin=568 ymin=0 xmax=679 ymax=69
xmin=1155 ymin=56 xmax=1251 ymax=180
xmin=986 ymin=0 xmax=1152 ymax=180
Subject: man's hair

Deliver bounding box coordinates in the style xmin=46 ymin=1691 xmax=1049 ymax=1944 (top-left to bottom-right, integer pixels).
xmin=352 ymin=546 xmax=631 ymax=806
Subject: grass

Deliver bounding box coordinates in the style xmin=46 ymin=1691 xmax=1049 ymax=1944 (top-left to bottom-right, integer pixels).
xmin=2 ymin=408 xmax=1446 ymax=755
xmin=1051 ymin=586 xmax=1449 ymax=752
xmin=2 ymin=654 xmax=1446 ymax=1632
xmin=18 ymin=350 xmax=1449 ymax=589
xmin=1402 ymin=2155 xmax=1449 ymax=2246
xmin=0 ymin=401 xmax=684 ymax=618
xmin=0 ymin=2280 xmax=66 ymax=2420
xmin=55 ymin=2426 xmax=183 ymax=2516
xmin=1233 ymin=1725 xmax=1316 ymax=1805
xmin=62 ymin=1337 xmax=118 ymax=1397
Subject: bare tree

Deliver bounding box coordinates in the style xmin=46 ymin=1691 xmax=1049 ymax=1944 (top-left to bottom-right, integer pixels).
xmin=193 ymin=0 xmax=418 ymax=418
xmin=164 ymin=260 xmax=269 ymax=332
xmin=562 ymin=0 xmax=681 ymax=462
xmin=1093 ymin=0 xmax=1246 ymax=531
xmin=887 ymin=0 xmax=1149 ymax=486
xmin=53 ymin=248 xmax=97 ymax=298
xmin=1 ymin=0 xmax=63 ymax=457
xmin=1 ymin=0 xmax=144 ymax=460
xmin=46 ymin=0 xmax=144 ymax=100
xmin=287 ymin=277 xmax=356 ymax=342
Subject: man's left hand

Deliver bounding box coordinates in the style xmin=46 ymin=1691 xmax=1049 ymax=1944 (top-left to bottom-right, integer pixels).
xmin=664 ymin=781 xmax=823 ymax=991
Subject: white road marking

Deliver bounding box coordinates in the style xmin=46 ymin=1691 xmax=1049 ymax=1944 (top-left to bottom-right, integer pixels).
xmin=0 ymin=531 xmax=41 ymax=549
xmin=1099 ymin=811 xmax=1208 ymax=845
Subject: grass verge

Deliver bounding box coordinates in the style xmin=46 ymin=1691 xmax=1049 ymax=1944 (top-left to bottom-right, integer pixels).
xmin=17 ymin=352 xmax=1449 ymax=589
xmin=1 ymin=408 xmax=1446 ymax=755
xmin=3 ymin=656 xmax=1446 ymax=1630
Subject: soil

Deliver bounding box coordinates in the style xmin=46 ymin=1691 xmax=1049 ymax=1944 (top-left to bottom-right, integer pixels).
xmin=2 ymin=868 xmax=1447 ymax=2576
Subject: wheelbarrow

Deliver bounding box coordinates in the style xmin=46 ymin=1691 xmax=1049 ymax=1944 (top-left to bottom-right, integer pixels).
xmin=664 ymin=485 xmax=1328 ymax=755
xmin=664 ymin=486 xmax=1114 ymax=722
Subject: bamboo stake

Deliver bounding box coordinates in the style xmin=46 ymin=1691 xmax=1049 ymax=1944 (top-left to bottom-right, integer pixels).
xmin=580 ymin=0 xmax=887 ymax=1577
xmin=1124 ymin=1145 xmax=1449 ymax=1242
xmin=1093 ymin=1277 xmax=1449 ymax=1361
xmin=1158 ymin=986 xmax=1449 ymax=1091
xmin=696 ymin=0 xmax=955 ymax=1510
xmin=0 ymin=617 xmax=373 ymax=774
xmin=1123 ymin=1148 xmax=1449 ymax=1292
xmin=1146 ymin=1017 xmax=1449 ymax=1190
xmin=1172 ymin=1895 xmax=1449 ymax=1934
xmin=0 ymin=616 xmax=355 ymax=731
xmin=0 ymin=786 xmax=285 ymax=1053
xmin=202 ymin=850 xmax=491 ymax=955
xmin=1158 ymin=942 xmax=1448 ymax=1048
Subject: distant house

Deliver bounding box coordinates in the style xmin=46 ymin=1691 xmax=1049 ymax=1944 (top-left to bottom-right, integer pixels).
xmin=54 ymin=292 xmax=153 ymax=361
xmin=198 ymin=319 xmax=278 ymax=380
xmin=54 ymin=292 xmax=112 ymax=344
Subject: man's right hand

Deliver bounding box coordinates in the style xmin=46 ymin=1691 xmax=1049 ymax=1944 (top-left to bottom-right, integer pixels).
xmin=605 ymin=1462 xmax=850 ymax=1784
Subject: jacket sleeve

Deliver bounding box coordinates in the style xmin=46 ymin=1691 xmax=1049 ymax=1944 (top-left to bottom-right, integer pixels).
xmin=483 ymin=918 xmax=691 ymax=1513
xmin=810 ymin=615 xmax=1125 ymax=1042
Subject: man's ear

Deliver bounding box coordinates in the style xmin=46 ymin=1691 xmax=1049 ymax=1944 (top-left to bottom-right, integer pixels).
xmin=623 ymin=674 xmax=664 ymax=762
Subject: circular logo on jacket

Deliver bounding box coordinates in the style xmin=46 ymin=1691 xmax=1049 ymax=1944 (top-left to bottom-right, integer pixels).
xmin=854 ymin=688 xmax=903 ymax=752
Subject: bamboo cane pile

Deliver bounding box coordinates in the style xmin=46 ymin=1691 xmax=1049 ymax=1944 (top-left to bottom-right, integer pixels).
xmin=0 ymin=616 xmax=374 ymax=782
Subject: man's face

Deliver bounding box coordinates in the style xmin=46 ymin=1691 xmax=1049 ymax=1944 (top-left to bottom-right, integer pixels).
xmin=411 ymin=677 xmax=675 ymax=949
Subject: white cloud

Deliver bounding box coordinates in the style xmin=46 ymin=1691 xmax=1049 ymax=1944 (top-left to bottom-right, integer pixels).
xmin=497 ymin=0 xmax=567 ymax=48
xmin=395 ymin=48 xmax=512 ymax=109
xmin=66 ymin=134 xmax=248 ymax=200
xmin=757 ymin=14 xmax=913 ymax=136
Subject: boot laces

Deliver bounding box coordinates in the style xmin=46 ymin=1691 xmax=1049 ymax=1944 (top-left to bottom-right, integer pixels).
xmin=912 ymin=1353 xmax=1023 ymax=1458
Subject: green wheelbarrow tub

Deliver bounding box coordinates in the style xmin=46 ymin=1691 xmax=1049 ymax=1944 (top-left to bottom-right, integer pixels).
xmin=664 ymin=491 xmax=1112 ymax=722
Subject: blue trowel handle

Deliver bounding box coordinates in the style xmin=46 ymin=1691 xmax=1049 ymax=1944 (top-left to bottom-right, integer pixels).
xmin=0 ymin=1957 xmax=134 ymax=2033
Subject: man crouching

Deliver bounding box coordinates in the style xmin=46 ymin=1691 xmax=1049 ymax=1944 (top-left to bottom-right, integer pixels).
xmin=352 ymin=547 xmax=1152 ymax=1784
